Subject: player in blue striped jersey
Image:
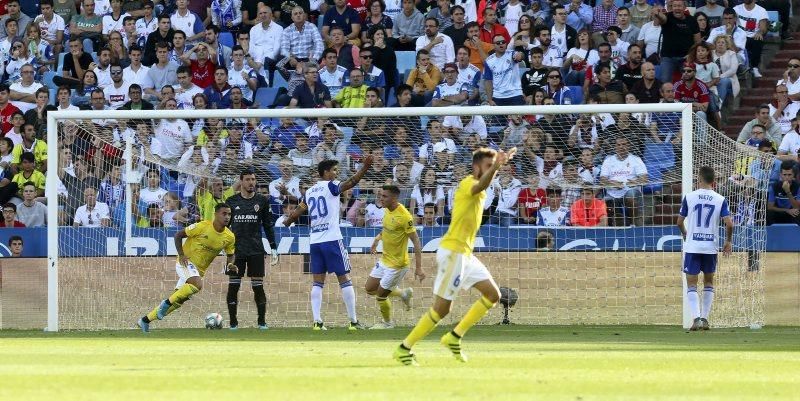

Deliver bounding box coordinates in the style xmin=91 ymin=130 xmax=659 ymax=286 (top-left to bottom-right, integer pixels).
xmin=677 ymin=166 xmax=733 ymax=331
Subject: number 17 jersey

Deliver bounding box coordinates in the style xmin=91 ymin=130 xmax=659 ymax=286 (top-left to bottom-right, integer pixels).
xmin=679 ymin=188 xmax=730 ymax=254
xmin=303 ymin=180 xmax=343 ymax=244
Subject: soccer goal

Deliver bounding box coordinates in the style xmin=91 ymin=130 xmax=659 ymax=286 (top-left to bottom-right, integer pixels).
xmin=45 ymin=104 xmax=769 ymax=331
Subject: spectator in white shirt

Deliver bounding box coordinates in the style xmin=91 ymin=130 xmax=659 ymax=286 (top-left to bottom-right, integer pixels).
xmin=153 ymin=98 xmax=193 ymax=162
xmin=73 ymin=187 xmax=111 ymax=227
xmin=123 ymin=45 xmax=152 ymax=89
xmin=34 ymin=0 xmax=66 ymax=55
xmin=171 ymin=0 xmax=206 ymax=44
xmin=274 ymin=198 xmax=299 ymax=227
xmin=103 ymin=64 xmax=131 ymax=109
xmin=249 ymin=3 xmax=283 ymax=85
xmin=9 ymin=64 xmax=44 ymax=112
xmin=416 ymin=17 xmax=455 ymax=69
xmin=269 ymin=158 xmax=302 ymax=205
xmin=491 ymin=164 xmax=523 ymax=226
xmin=599 ymin=136 xmax=648 ymax=226
xmin=140 ymin=168 xmax=168 ymax=207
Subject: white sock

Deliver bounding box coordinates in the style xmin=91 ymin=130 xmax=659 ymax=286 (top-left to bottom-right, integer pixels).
xmin=701 ymin=286 xmax=715 ymax=319
xmin=687 ymin=286 xmax=700 ymax=319
xmin=311 ymin=282 xmax=323 ymax=323
xmin=340 ymin=280 xmax=357 ymax=323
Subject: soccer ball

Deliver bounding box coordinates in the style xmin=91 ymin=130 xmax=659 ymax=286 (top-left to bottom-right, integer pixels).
xmin=205 ymin=313 xmax=223 ymax=329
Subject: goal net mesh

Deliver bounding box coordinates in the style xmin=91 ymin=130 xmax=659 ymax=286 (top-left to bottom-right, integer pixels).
xmin=50 ymin=107 xmax=768 ymax=330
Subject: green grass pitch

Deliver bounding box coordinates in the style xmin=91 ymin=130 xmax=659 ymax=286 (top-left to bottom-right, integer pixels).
xmin=1 ymin=325 xmax=798 ymax=401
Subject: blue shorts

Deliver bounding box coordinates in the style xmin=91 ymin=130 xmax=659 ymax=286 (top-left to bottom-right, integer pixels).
xmin=309 ymin=240 xmax=351 ymax=276
xmin=683 ymin=253 xmax=717 ymax=275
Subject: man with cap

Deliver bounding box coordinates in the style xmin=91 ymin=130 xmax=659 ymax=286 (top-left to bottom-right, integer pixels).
xmin=673 ymin=61 xmax=710 ymax=122
xmin=432 ymin=63 xmax=469 ymax=107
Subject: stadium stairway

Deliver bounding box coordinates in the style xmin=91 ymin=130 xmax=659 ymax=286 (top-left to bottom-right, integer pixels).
xmin=721 ymin=13 xmax=800 ymax=139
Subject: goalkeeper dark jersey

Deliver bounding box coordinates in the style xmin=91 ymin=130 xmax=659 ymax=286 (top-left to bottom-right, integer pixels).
xmin=226 ymin=193 xmax=276 ymax=257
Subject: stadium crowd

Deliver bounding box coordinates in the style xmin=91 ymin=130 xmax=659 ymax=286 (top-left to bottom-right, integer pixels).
xmin=0 ymin=0 xmax=798 ymax=235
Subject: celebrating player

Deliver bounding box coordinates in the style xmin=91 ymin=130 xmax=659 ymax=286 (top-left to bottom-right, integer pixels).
xmin=138 ymin=203 xmax=236 ymax=332
xmin=283 ymin=156 xmax=375 ymax=330
xmin=394 ymin=147 xmax=516 ymax=365
xmin=225 ymin=168 xmax=280 ymax=330
xmin=677 ymin=166 xmax=733 ymax=331
xmin=366 ymin=185 xmax=425 ymax=329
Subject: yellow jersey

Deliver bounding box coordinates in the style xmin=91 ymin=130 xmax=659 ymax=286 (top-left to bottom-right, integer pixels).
xmin=380 ymin=204 xmax=416 ymax=269
xmin=11 ymin=139 xmax=48 ymax=172
xmin=11 ymin=170 xmax=46 ymax=195
xmin=440 ymin=175 xmax=485 ymax=255
xmin=197 ymin=187 xmax=234 ymax=221
xmin=196 ymin=128 xmax=230 ymax=147
xmin=180 ymin=220 xmax=236 ymax=274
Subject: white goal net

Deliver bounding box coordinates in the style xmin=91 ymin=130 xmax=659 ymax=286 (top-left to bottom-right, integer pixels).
xmin=43 ymin=105 xmax=768 ymax=331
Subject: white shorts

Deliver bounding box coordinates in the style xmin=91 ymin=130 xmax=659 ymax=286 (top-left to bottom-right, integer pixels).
xmin=369 ymin=260 xmax=409 ymax=291
xmin=433 ymin=248 xmax=492 ymax=301
xmin=175 ymin=261 xmax=200 ymax=289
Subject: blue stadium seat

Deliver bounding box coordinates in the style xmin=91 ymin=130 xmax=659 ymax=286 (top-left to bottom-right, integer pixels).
xmin=567 ymin=86 xmax=583 ymax=104
xmin=43 ymin=71 xmax=58 ymax=90
xmin=642 ymin=143 xmax=676 ymax=194
xmin=265 ymin=163 xmax=281 ymax=181
xmin=766 ymin=11 xmax=780 ymax=37
xmin=254 ymin=87 xmax=279 ymax=108
xmin=396 ymin=51 xmax=417 ymax=73
xmin=347 ymin=144 xmax=363 ymax=161
xmin=56 ymin=52 xmax=66 ymax=73
xmin=385 ymin=86 xmax=395 ymax=105
xmin=271 ymin=73 xmax=288 ymax=89
xmin=219 ymin=32 xmax=234 ymax=48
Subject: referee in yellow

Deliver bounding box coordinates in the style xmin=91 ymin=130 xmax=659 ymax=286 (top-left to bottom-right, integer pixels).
xmin=394 ymin=147 xmax=516 ymax=366
xmin=366 ymin=185 xmax=425 ymax=329
xmin=137 ymin=203 xmax=237 ymax=332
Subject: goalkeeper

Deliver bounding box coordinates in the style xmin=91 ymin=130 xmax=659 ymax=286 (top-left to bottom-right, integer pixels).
xmin=138 ymin=203 xmax=236 ymax=332
xmin=225 ymin=168 xmax=280 ymax=330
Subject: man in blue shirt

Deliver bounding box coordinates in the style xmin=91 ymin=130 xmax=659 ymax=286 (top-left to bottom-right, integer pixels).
xmin=767 ymin=160 xmax=800 ymax=225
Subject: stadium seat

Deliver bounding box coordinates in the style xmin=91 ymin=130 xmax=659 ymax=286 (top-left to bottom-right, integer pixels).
xmin=43 ymin=71 xmax=58 ymax=90
xmin=766 ymin=11 xmax=780 ymax=37
xmin=642 ymin=143 xmax=676 ymax=194
xmin=347 ymin=143 xmax=363 ymax=161
xmin=254 ymin=87 xmax=279 ymax=108
xmin=56 ymin=52 xmax=66 ymax=73
xmin=271 ymin=73 xmax=288 ymax=89
xmin=219 ymin=32 xmax=234 ymax=48
xmin=385 ymin=86 xmax=395 ymax=105
xmin=396 ymin=51 xmax=417 ymax=73
xmin=567 ymin=86 xmax=583 ymax=104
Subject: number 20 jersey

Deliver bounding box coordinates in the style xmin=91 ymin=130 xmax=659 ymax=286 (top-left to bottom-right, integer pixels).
xmin=303 ymin=180 xmax=343 ymax=244
xmin=679 ymin=188 xmax=730 ymax=254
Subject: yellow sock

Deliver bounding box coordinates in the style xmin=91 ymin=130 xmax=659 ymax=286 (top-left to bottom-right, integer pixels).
xmin=168 ymin=283 xmax=199 ymax=305
xmin=389 ymin=288 xmax=402 ymax=297
xmin=377 ymin=297 xmax=392 ymax=322
xmin=402 ymin=308 xmax=441 ymax=348
xmin=453 ymin=296 xmax=496 ymax=337
xmin=146 ymin=306 xmax=159 ymax=322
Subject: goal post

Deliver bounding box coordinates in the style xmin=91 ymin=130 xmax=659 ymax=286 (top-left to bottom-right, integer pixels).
xmin=45 ymin=103 xmax=766 ymax=331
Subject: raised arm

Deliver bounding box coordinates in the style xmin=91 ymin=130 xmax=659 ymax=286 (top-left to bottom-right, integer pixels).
xmin=471 ymin=148 xmax=517 ymax=195
xmin=339 ymin=154 xmax=374 ymax=192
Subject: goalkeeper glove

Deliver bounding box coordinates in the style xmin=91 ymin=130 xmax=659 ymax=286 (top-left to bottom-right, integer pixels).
xmin=270 ymin=249 xmax=279 ymax=266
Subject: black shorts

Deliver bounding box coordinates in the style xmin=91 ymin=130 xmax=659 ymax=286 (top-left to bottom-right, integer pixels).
xmin=234 ymin=254 xmax=265 ymax=278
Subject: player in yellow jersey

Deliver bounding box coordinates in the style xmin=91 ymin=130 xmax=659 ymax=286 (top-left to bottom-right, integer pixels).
xmin=366 ymin=185 xmax=425 ymax=329
xmin=394 ymin=147 xmax=516 ymax=365
xmin=137 ymin=203 xmax=237 ymax=332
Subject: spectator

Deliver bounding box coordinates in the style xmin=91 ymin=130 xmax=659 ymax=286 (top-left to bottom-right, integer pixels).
xmin=393 ymin=0 xmax=424 ymax=51
xmin=24 ymin=24 xmax=56 ymax=76
xmin=563 ymin=29 xmax=598 ymax=86
xmin=322 ymin=0 xmax=361 ymax=44
xmin=358 ymin=47 xmax=386 ymax=97
xmin=615 ymin=43 xmax=643 ymax=91
xmin=491 ymin=164 xmax=523 ymax=226
xmin=550 ymin=5 xmax=577 ymax=54
xmin=119 ymin=84 xmax=155 ymax=111
xmin=537 ymin=187 xmax=570 ymax=226
xmin=710 ymin=35 xmax=739 ymax=109
xmin=0 ymin=203 xmax=25 ymax=227
xmin=0 ymin=1 xmax=29 ymax=39
xmin=279 ymin=6 xmax=324 ymax=78
xmin=71 ymin=0 xmax=104 ymax=54
xmin=318 ymin=48 xmax=348 ymax=98
xmin=312 ymin=122 xmax=348 ymax=164
xmin=203 ymin=66 xmax=232 ymax=109
xmin=767 ymin=161 xmax=800 ymax=225
xmin=616 ymin=7 xmax=640 ymax=44
xmin=418 ymin=119 xmax=455 ymax=164
xmin=416 ymin=17 xmax=455 ymax=69
xmin=23 ymin=89 xmax=51 ymax=138
xmin=517 ymin=175 xmax=546 ymax=224
xmin=103 ymin=64 xmax=130 ymax=109
xmin=102 ymin=0 xmax=131 ymax=41
xmin=479 ymin=7 xmax=510 ymax=44
xmin=74 ymin=187 xmax=111 ymax=227
xmin=737 ymin=104 xmax=782 ymax=146
xmin=12 ymin=124 xmax=48 ymax=174
xmin=653 ymin=0 xmax=701 ymax=84
xmin=431 ymin=63 xmax=468 ymax=107
xmin=697 ymin=0 xmax=724 ymax=28
xmin=145 ymin=42 xmax=179 ymax=100
xmin=394 ymin=145 xmax=424 ymax=184
xmin=153 ymin=99 xmax=193 ymax=162
xmin=409 ymin=167 xmax=444 ymax=223
xmin=733 ymin=0 xmax=768 ymax=78
xmin=570 ymin=187 xmax=608 ymax=227
xmin=565 ymin=0 xmax=592 ymax=32
xmin=270 ymin=158 xmax=302 ymax=205
xmin=332 ymin=68 xmax=368 ymax=108
xmin=778 ymin=57 xmax=800 ymax=102
xmin=288 ymin=133 xmax=315 ymax=176
xmin=463 ymin=22 xmax=491 ymax=71
xmin=59 ymin=154 xmax=101 ymax=224
xmin=9 ymin=65 xmax=44 ymax=113
xmin=361 ymin=0 xmax=394 ymax=44
xmin=144 ymin=15 xmax=175 ymax=66
xmin=591 ymin=0 xmax=618 ymax=45
xmin=5 ymin=39 xmax=34 ymax=84
xmin=180 ymin=42 xmax=217 ymax=88
xmin=673 ymin=62 xmax=710 ymax=123
xmin=777 ymin=120 xmax=800 ymax=163
xmin=532 ymin=25 xmax=563 ymax=69
xmin=98 ymin=163 xmax=125 ymax=210
xmin=420 ymin=202 xmax=439 ymax=226
xmin=453 ymin=46 xmax=480 ymax=105
xmin=588 ymin=62 xmax=625 ymax=104
xmin=7 ymin=235 xmax=22 ymax=256
xmin=135 ymin=1 xmax=158 ymax=45
xmin=366 ymin=25 xmax=398 ymax=93
xmin=600 ymin=136 xmax=647 ymax=226
xmin=171 ymin=0 xmax=205 ymax=44
xmin=34 ymin=0 xmax=66 ymax=56
xmin=140 ymin=168 xmax=168 ymax=207
xmin=442 ymin=5 xmax=466 ymax=46
xmin=688 ymin=42 xmax=721 ymax=116
xmin=202 ymin=24 xmax=232 ymax=68
xmin=209 ymin=0 xmax=243 ymax=34
xmin=405 ymin=49 xmax=441 ymax=95
xmin=706 ymin=9 xmax=746 ymax=63
xmin=362 ymin=146 xmax=393 ymax=187
xmin=121 ymin=16 xmax=140 ymax=50
xmin=123 ymin=46 xmax=152 ymax=90
xmin=770 ymin=85 xmax=800 ymax=137
xmin=249 ymin=3 xmax=283 ymax=82
xmin=694 ymin=11 xmax=711 ymax=42
xmin=428 ymin=0 xmax=454 ymax=31
xmin=636 ymin=6 xmax=662 ymax=62
xmin=484 ymin=34 xmax=525 ymax=106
